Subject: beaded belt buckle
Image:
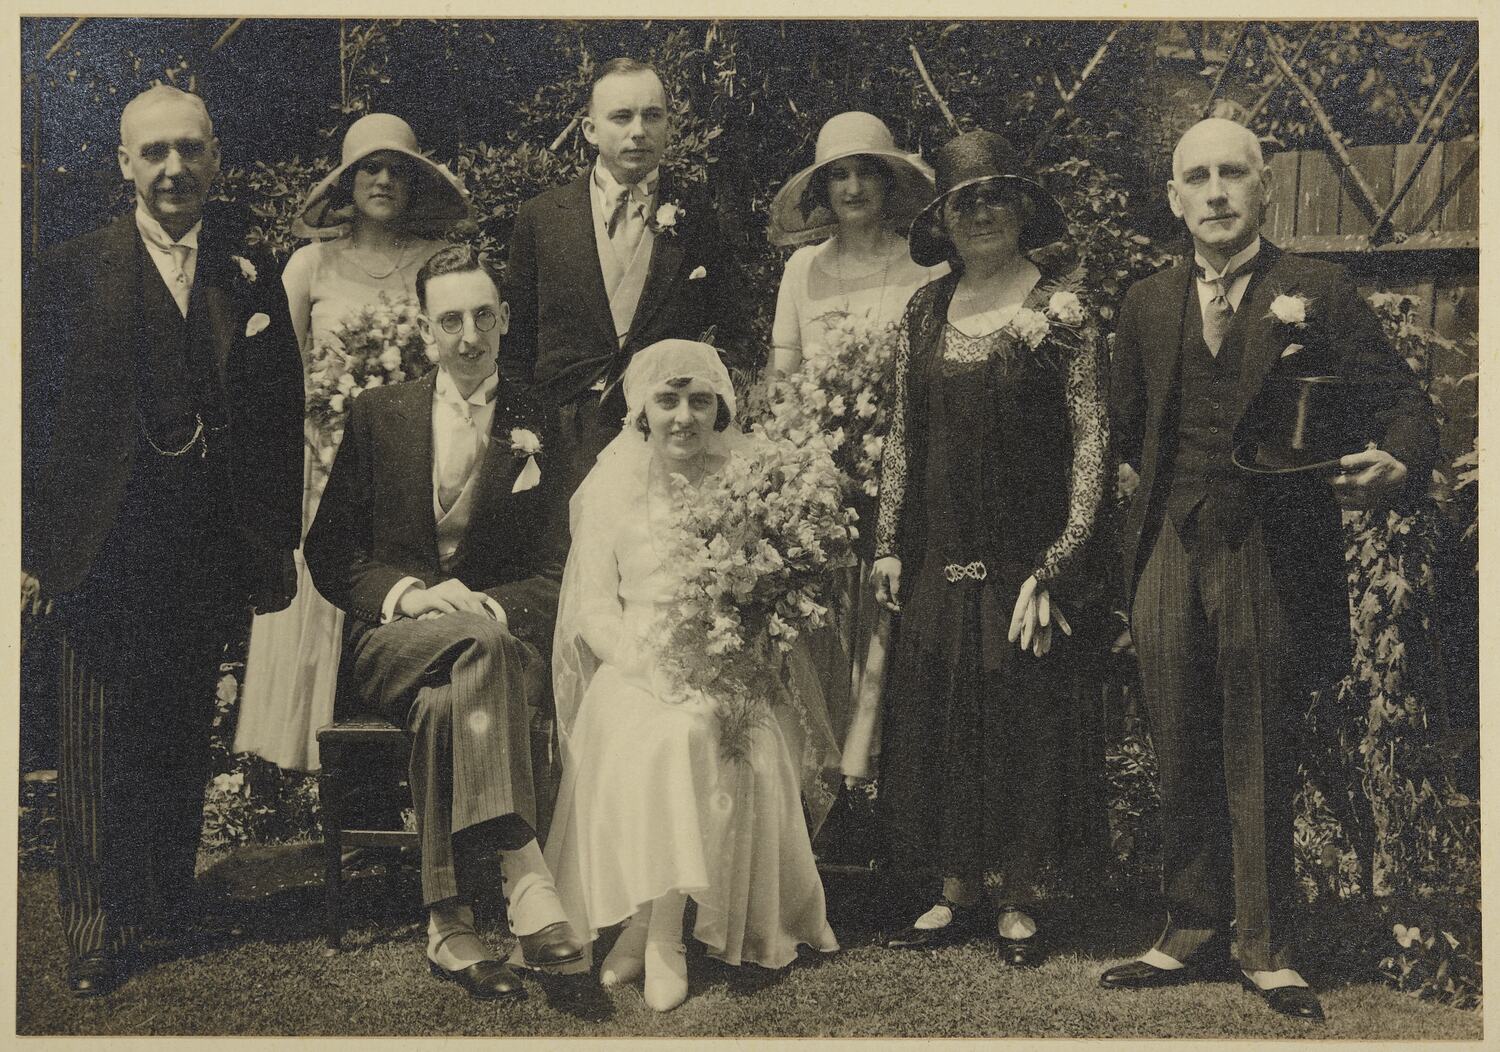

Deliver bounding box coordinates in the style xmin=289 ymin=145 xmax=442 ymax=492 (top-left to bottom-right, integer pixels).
xmin=943 ymin=560 xmax=987 ymax=583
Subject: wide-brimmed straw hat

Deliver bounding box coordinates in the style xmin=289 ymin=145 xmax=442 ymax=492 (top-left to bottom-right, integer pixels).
xmin=907 ymin=130 xmax=1068 ymax=267
xmin=292 ymin=113 xmax=469 ymax=239
xmin=767 ymin=112 xmax=936 ymax=248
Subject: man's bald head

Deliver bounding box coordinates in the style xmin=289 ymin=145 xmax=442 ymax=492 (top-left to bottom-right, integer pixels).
xmin=1166 ymin=117 xmax=1272 ymax=268
xmin=119 ymin=84 xmax=214 ymax=148
xmin=1171 ymin=118 xmax=1264 ymax=181
xmin=117 ymin=85 xmax=220 ymax=238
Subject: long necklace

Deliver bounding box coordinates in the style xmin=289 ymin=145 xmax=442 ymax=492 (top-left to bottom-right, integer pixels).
xmin=832 ymin=230 xmax=897 ymax=320
xmin=347 ymin=236 xmax=409 ymax=281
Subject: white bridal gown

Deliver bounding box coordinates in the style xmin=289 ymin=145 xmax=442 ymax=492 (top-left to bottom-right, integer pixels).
xmin=544 ymin=469 xmax=839 ymax=969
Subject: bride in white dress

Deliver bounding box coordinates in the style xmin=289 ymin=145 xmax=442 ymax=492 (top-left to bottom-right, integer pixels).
xmin=545 ymin=340 xmax=840 ymax=1012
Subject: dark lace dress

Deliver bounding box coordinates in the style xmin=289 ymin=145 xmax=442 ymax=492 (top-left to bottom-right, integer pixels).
xmin=874 ymin=273 xmax=1109 ymax=895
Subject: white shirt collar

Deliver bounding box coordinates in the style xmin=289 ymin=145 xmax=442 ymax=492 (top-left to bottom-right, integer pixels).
xmin=134 ymin=199 xmax=201 ymax=252
xmin=1195 ymin=236 xmax=1261 ymax=284
xmin=592 ymin=162 xmax=659 ymax=210
xmin=434 ymin=366 xmax=499 ymax=413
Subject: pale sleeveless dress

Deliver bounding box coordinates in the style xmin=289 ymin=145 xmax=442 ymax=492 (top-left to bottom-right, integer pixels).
xmin=544 ymin=479 xmax=839 ymax=969
xmin=771 ymin=237 xmax=946 ymax=779
xmin=234 ymin=237 xmax=442 ymax=772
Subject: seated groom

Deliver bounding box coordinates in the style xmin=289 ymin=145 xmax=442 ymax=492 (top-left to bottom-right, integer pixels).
xmin=305 ymin=244 xmax=583 ymax=999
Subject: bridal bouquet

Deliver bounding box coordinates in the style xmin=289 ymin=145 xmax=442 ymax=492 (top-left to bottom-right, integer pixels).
xmin=304 ymin=294 xmax=436 ymax=474
xmin=652 ymin=426 xmax=858 ymax=761
xmin=759 ymin=313 xmax=901 ymax=498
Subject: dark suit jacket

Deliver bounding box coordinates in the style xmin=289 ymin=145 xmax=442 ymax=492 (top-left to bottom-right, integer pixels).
xmin=21 ymin=209 xmax=303 ymax=595
xmin=1110 ymin=242 xmax=1439 ymax=686
xmin=303 ymin=369 xmax=567 ymax=656
xmin=503 ymin=170 xmax=743 ymax=405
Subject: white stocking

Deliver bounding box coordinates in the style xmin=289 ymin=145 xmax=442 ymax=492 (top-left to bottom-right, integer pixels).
xmin=643 ymin=891 xmax=688 ymax=1012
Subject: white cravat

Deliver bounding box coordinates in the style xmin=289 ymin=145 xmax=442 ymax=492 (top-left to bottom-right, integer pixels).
xmin=134 ymin=200 xmax=201 ymax=318
xmin=433 ymin=368 xmax=498 ymax=512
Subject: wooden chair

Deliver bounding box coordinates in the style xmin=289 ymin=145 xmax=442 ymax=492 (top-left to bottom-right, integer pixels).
xmin=316 ymin=684 xmax=561 ymax=952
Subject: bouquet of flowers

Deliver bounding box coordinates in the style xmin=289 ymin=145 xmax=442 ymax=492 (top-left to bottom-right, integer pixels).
xmin=758 ymin=313 xmax=901 ymax=499
xmin=651 ymin=425 xmax=858 ymax=761
xmin=304 ymin=294 xmax=436 ymax=474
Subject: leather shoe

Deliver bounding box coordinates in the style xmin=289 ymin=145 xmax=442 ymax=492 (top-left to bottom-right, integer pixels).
xmin=428 ymin=957 xmax=526 ymax=999
xmin=517 ymin=921 xmax=585 ymax=970
xmin=1100 ymin=958 xmax=1208 ymax=989
xmin=67 ymin=955 xmax=121 ymax=999
xmin=884 ymin=900 xmax=982 ymax=950
xmin=997 ymin=936 xmax=1044 ymax=967
xmin=1240 ymin=976 xmax=1325 ymax=1022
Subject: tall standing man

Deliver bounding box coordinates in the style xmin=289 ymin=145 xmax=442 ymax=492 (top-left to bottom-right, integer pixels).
xmin=1102 ymin=118 xmax=1439 ymax=1021
xmin=504 ymin=57 xmax=742 ymax=493
xmin=22 ymin=85 xmax=304 ymax=997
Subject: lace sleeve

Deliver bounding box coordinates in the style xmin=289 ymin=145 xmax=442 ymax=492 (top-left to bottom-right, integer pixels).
xmin=1032 ymin=326 xmax=1108 ymax=586
xmin=874 ymin=315 xmax=914 ymax=560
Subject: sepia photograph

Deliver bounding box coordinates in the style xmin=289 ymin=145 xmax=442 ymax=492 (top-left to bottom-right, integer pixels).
xmin=11 ymin=10 xmax=1485 ymax=1042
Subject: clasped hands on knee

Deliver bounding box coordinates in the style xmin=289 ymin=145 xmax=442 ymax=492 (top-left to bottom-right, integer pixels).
xmin=396 ymin=578 xmax=504 ymax=623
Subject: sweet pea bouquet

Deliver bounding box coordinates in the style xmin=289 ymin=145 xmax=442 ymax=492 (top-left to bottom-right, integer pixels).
xmin=759 ymin=313 xmax=900 ymax=499
xmin=651 ymin=425 xmax=858 ymax=761
xmin=304 ymin=294 xmax=436 ymax=474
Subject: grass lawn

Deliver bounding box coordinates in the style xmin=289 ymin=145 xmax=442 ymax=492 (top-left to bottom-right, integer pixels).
xmin=13 ymin=845 xmax=1483 ymax=1040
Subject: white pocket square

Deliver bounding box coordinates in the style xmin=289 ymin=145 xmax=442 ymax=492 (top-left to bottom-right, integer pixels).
xmin=511 ymin=455 xmax=541 ymax=494
xmin=688 ymin=265 xmax=708 ymax=281
xmin=1280 ymin=343 xmax=1305 ymax=358
xmin=245 ymin=312 xmax=271 ymax=337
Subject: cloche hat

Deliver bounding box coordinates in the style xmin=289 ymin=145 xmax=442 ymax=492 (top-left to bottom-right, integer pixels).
xmin=293 ymin=113 xmax=469 ymax=239
xmin=768 ymin=112 xmax=936 ymax=248
xmin=907 ymin=129 xmax=1068 ymax=267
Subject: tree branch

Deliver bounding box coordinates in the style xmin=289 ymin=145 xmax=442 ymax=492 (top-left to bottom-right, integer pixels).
xmin=908 ymin=42 xmax=960 ymax=134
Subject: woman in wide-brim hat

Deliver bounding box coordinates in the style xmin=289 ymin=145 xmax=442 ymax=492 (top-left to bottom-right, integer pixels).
xmin=766 ymin=113 xmax=947 ymax=805
xmin=869 ymin=129 xmax=1110 ymax=964
xmin=235 ymin=114 xmax=468 ymax=776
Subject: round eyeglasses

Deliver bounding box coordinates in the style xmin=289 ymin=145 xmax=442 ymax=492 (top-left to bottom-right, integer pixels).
xmin=435 ymin=307 xmax=499 ymax=335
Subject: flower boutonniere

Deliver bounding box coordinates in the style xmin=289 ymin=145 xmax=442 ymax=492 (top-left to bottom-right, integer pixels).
xmin=1006 ymin=307 xmax=1053 ymax=350
xmin=649 ymin=201 xmax=685 ymax=236
xmin=230 ymin=254 xmax=258 ymax=284
xmin=508 ymin=427 xmax=543 ymax=494
xmin=1267 ymin=292 xmax=1310 ymax=327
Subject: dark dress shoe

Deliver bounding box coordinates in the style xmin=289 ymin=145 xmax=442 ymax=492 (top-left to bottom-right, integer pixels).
xmin=997 ymin=936 xmax=1044 ymax=967
xmin=517 ymin=921 xmax=585 ymax=969
xmin=428 ymin=957 xmax=526 ymax=999
xmin=1100 ymin=958 xmax=1205 ymax=989
xmin=67 ymin=955 xmax=121 ymax=999
xmin=1240 ymin=976 xmax=1325 ymax=1022
xmin=884 ymin=900 xmax=982 ymax=950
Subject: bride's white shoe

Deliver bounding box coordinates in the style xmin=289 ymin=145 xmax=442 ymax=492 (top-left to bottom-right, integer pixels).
xmin=601 ymin=910 xmax=651 ymax=988
xmin=643 ymin=939 xmax=688 ymax=1012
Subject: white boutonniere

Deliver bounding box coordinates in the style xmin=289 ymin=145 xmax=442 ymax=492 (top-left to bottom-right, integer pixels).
xmin=650 ymin=201 xmax=685 ymax=235
xmin=1268 ymin=292 xmax=1310 ymax=327
xmin=245 ymin=312 xmax=271 ymax=337
xmin=1045 ymin=290 xmax=1087 ymax=327
xmin=688 ymin=265 xmax=708 ymax=281
xmin=509 ymin=427 xmax=543 ymax=493
xmin=231 ymin=254 xmax=258 ymax=283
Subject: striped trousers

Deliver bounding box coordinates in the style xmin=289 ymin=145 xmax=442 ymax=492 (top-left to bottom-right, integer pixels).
xmin=55 ymin=626 xmax=222 ymax=962
xmin=1131 ymin=514 xmax=1300 ymax=973
xmin=348 ymin=611 xmax=545 ymax=907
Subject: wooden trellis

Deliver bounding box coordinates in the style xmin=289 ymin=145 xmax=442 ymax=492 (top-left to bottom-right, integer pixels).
xmin=1199 ymin=21 xmax=1478 ymax=249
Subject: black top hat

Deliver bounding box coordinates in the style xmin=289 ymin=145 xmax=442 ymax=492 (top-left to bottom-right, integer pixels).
xmin=1232 ymin=374 xmax=1368 ymax=475
xmin=907 ymin=130 xmax=1069 ymax=267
